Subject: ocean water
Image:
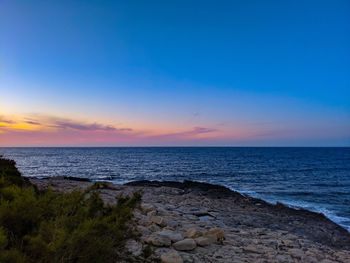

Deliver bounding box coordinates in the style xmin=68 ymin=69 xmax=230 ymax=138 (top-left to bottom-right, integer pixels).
xmin=1 ymin=147 xmax=349 ymax=231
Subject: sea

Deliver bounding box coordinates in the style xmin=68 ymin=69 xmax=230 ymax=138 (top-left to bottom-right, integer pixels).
xmin=1 ymin=147 xmax=349 ymax=231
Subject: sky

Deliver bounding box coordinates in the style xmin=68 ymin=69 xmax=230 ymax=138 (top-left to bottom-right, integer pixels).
xmin=0 ymin=0 xmax=349 ymax=146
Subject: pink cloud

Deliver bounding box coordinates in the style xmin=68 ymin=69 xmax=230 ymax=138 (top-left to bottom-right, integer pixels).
xmin=25 ymin=121 xmax=41 ymax=125
xmin=186 ymin=126 xmax=217 ymax=135
xmin=37 ymin=116 xmax=124 ymax=132
xmin=0 ymin=116 xmax=15 ymax=124
xmin=50 ymin=120 xmax=117 ymax=131
xmin=141 ymin=126 xmax=218 ymax=143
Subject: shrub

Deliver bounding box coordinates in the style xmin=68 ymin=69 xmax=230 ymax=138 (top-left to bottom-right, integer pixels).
xmin=0 ymin=157 xmax=142 ymax=263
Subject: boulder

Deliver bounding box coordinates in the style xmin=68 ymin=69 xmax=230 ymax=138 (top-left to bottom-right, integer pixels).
xmin=195 ymin=236 xmax=216 ymax=246
xmin=149 ymin=223 xmax=162 ymax=233
xmin=173 ymin=238 xmax=197 ymax=251
xmin=138 ymin=215 xmax=150 ymax=227
xmin=141 ymin=203 xmax=155 ymax=213
xmin=204 ymin=228 xmax=225 ymax=242
xmin=137 ymin=225 xmax=151 ymax=236
xmin=148 ymin=233 xmax=171 ymax=247
xmin=125 ymin=239 xmax=142 ymax=256
xmin=158 ymin=230 xmax=183 ymax=243
xmin=150 ymin=215 xmax=168 ymax=227
xmin=160 ymin=252 xmax=183 ymax=263
xmin=165 ymin=218 xmax=180 ymax=228
xmin=185 ymin=229 xmax=203 ymax=238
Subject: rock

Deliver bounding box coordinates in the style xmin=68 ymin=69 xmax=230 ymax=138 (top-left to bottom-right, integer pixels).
xmin=320 ymin=260 xmax=338 ymax=263
xmin=179 ymin=252 xmax=196 ymax=263
xmin=282 ymin=239 xmax=294 ymax=247
xmin=150 ymin=215 xmax=168 ymax=227
xmin=165 ymin=218 xmax=180 ymax=228
xmin=204 ymin=228 xmax=225 ymax=242
xmin=185 ymin=229 xmax=202 ymax=238
xmin=147 ymin=210 xmax=157 ymax=217
xmin=157 ymin=207 xmax=170 ymax=215
xmin=164 ymin=226 xmax=175 ymax=231
xmin=160 ymin=252 xmax=183 ymax=263
xmin=154 ymin=247 xmax=172 ymax=257
xmin=173 ymin=238 xmax=197 ymax=251
xmin=138 ymin=215 xmax=150 ymax=226
xmin=195 ymin=236 xmax=216 ymax=246
xmin=288 ymin=248 xmax=305 ymax=259
xmin=192 ymin=209 xmax=208 ymax=216
xmin=184 ymin=214 xmax=198 ymax=220
xmin=252 ymin=238 xmax=259 ymax=245
xmin=125 ymin=239 xmax=142 ymax=256
xmin=140 ymin=235 xmax=149 ymax=244
xmin=137 ymin=225 xmax=151 ymax=236
xmin=334 ymin=251 xmax=350 ymax=262
xmin=158 ymin=230 xmax=183 ymax=243
xmin=133 ymin=210 xmax=144 ymax=220
xmin=148 ymin=233 xmax=171 ymax=247
xmin=275 ymin=254 xmax=292 ymax=262
xmin=243 ymin=245 xmax=262 ymax=254
xmin=141 ymin=203 xmax=155 ymax=213
xmin=149 ymin=223 xmax=162 ymax=232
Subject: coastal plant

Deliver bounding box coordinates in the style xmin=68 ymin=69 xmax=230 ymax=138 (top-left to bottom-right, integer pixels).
xmin=0 ymin=157 xmax=142 ymax=263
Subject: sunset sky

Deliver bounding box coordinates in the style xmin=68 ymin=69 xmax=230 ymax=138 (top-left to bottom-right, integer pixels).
xmin=1 ymin=0 xmax=349 ymax=146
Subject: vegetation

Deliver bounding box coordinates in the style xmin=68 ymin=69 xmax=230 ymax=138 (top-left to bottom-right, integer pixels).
xmin=0 ymin=157 xmax=143 ymax=263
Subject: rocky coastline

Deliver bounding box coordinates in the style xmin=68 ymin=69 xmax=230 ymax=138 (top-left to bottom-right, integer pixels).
xmin=30 ymin=177 xmax=350 ymax=263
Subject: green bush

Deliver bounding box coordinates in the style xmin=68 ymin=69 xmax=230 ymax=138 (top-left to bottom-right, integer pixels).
xmin=0 ymin=157 xmax=142 ymax=263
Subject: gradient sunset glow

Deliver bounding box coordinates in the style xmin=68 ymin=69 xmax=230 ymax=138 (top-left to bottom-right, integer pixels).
xmin=1 ymin=1 xmax=349 ymax=146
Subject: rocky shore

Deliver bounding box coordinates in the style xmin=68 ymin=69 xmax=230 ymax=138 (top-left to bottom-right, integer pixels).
xmin=30 ymin=177 xmax=350 ymax=263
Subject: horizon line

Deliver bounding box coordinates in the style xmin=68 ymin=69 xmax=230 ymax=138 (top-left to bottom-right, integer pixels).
xmin=1 ymin=146 xmax=349 ymax=148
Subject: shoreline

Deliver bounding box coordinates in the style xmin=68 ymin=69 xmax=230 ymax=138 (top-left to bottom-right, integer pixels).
xmin=38 ymin=175 xmax=350 ymax=233
xmin=30 ymin=176 xmax=350 ymax=262
xmin=125 ymin=179 xmax=350 ymax=239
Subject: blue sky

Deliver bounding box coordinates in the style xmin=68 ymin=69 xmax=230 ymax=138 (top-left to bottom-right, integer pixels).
xmin=0 ymin=0 xmax=349 ymax=146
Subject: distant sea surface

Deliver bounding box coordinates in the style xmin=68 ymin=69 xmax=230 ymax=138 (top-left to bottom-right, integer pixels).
xmin=1 ymin=147 xmax=349 ymax=231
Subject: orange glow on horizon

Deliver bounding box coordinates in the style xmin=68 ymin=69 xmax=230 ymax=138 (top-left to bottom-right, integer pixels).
xmin=0 ymin=113 xmax=242 ymax=146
